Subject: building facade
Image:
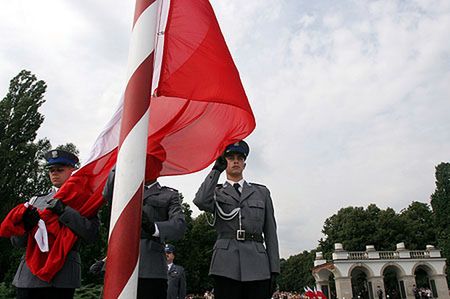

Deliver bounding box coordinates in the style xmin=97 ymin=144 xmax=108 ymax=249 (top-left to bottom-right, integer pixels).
xmin=312 ymin=243 xmax=449 ymax=299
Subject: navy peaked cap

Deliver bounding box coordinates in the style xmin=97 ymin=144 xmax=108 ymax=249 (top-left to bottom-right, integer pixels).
xmin=165 ymin=244 xmax=176 ymax=253
xmin=44 ymin=150 xmax=79 ymax=167
xmin=224 ymin=140 xmax=250 ymax=158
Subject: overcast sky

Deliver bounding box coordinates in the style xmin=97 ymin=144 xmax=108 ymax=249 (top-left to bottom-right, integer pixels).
xmin=1 ymin=0 xmax=449 ymax=258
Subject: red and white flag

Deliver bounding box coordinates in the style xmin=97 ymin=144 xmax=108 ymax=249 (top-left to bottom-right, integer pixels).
xmin=0 ymin=0 xmax=255 ymax=286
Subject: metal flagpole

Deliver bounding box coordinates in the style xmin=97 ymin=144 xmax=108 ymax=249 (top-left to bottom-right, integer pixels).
xmin=103 ymin=0 xmax=160 ymax=297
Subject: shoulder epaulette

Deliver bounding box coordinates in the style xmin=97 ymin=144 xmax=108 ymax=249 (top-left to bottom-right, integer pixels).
xmin=35 ymin=190 xmax=52 ymax=197
xmin=249 ymin=182 xmax=267 ymax=189
xmin=161 ymin=186 xmax=178 ymax=193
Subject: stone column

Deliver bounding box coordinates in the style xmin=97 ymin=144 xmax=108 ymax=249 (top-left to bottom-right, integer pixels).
xmin=316 ymin=281 xmax=331 ymax=299
xmin=430 ymin=274 xmax=450 ymax=299
xmin=367 ymin=276 xmax=385 ymax=299
xmin=398 ymin=275 xmax=416 ymax=299
xmin=335 ymin=277 xmax=353 ymax=299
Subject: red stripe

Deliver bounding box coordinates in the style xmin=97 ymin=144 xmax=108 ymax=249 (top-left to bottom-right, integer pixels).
xmin=103 ymin=187 xmax=143 ymax=299
xmin=119 ymin=52 xmax=155 ymax=147
xmin=133 ymin=0 xmax=157 ymax=26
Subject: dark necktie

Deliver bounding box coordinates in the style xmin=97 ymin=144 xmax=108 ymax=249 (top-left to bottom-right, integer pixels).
xmin=233 ymin=183 xmax=241 ymax=196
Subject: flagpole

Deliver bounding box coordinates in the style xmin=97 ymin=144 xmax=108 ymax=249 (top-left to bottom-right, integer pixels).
xmin=103 ymin=0 xmax=160 ymax=298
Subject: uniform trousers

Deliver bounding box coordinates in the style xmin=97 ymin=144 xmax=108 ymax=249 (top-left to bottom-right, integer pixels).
xmin=16 ymin=287 xmax=75 ymax=299
xmin=213 ymin=275 xmax=271 ymax=299
xmin=137 ymin=278 xmax=167 ymax=299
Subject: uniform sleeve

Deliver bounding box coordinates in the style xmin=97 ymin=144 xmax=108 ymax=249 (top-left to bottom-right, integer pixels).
xmin=102 ymin=167 xmax=116 ymax=203
xmin=193 ymin=169 xmax=221 ymax=213
xmin=11 ymin=234 xmax=28 ymax=248
xmin=263 ymin=188 xmax=280 ymax=274
xmin=58 ymin=207 xmax=100 ymax=243
xmin=155 ymin=192 xmax=186 ymax=242
xmin=179 ymin=267 xmax=187 ymax=299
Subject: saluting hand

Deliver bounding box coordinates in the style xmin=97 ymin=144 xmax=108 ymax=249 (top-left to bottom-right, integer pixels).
xmin=212 ymin=155 xmax=227 ymax=172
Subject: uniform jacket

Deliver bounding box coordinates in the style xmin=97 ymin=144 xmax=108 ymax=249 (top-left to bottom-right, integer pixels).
xmin=193 ymin=169 xmax=280 ymax=282
xmin=11 ymin=189 xmax=100 ymax=288
xmin=167 ymin=263 xmax=186 ymax=299
xmin=103 ymin=170 xmax=186 ymax=279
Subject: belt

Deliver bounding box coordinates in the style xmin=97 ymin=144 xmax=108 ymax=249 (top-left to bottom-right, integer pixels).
xmin=218 ymin=231 xmax=264 ymax=243
xmin=141 ymin=231 xmax=162 ymax=243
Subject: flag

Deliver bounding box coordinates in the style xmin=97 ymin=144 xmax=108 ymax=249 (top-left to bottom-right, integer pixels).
xmin=0 ymin=0 xmax=255 ymax=282
xmin=316 ymin=288 xmax=328 ymax=299
xmin=304 ymin=287 xmax=316 ymax=299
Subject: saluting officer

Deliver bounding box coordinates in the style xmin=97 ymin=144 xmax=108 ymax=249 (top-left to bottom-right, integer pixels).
xmin=165 ymin=244 xmax=186 ymax=299
xmin=103 ymin=154 xmax=186 ymax=299
xmin=12 ymin=149 xmax=100 ymax=299
xmin=193 ymin=140 xmax=280 ymax=299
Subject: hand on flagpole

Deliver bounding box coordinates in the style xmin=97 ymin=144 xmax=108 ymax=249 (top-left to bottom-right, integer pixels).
xmin=46 ymin=199 xmax=66 ymax=215
xmin=142 ymin=212 xmax=156 ymax=236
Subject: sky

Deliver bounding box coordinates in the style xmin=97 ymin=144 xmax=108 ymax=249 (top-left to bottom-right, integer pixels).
xmin=1 ymin=0 xmax=449 ymax=258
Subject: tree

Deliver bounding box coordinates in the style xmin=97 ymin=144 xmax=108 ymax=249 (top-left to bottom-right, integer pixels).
xmin=0 ymin=70 xmax=49 ymax=283
xmin=399 ymin=202 xmax=436 ymax=250
xmin=0 ymin=70 xmax=49 ymax=215
xmin=430 ymin=162 xmax=450 ymax=284
xmin=278 ymin=250 xmax=315 ymax=292
xmin=173 ymin=210 xmax=216 ymax=294
xmin=318 ymin=203 xmax=437 ymax=259
xmin=319 ymin=205 xmax=379 ymax=257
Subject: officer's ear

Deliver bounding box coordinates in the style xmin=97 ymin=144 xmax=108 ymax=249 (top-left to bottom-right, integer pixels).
xmin=243 ymin=162 xmax=246 ymax=169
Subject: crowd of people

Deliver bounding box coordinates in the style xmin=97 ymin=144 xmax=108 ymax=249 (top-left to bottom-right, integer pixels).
xmin=183 ymin=290 xmax=312 ymax=299
xmin=272 ymin=291 xmax=306 ymax=299
xmin=413 ymin=285 xmax=434 ymax=299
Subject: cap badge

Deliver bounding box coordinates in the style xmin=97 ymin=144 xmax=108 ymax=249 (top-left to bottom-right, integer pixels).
xmin=51 ymin=151 xmax=58 ymax=158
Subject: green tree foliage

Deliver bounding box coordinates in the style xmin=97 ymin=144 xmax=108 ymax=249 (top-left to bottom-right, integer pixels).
xmin=319 ymin=203 xmax=437 ymax=258
xmin=173 ymin=209 xmax=216 ymax=294
xmin=430 ymin=162 xmax=450 ymax=284
xmin=0 ymin=70 xmax=50 ymax=283
xmin=399 ymin=202 xmax=436 ymax=249
xmin=278 ymin=250 xmax=315 ymax=292
xmin=0 ymin=70 xmax=49 ymax=216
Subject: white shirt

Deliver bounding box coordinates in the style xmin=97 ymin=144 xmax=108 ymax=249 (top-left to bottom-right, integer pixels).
xmin=145 ymin=181 xmax=160 ymax=237
xmin=226 ymin=179 xmax=245 ymax=193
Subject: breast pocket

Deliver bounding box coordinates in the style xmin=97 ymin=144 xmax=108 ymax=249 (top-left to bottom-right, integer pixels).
xmin=247 ymin=199 xmax=265 ymax=220
xmin=216 ymin=197 xmax=238 ymax=214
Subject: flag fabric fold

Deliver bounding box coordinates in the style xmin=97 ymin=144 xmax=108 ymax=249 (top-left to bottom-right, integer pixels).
xmin=0 ymin=0 xmax=255 ymax=282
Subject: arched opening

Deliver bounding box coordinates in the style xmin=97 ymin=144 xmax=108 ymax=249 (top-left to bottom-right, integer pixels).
xmin=314 ymin=268 xmax=337 ymax=299
xmin=351 ymin=267 xmax=370 ymax=299
xmin=324 ymin=273 xmax=337 ymax=299
xmin=414 ymin=267 xmax=430 ymax=289
xmin=383 ymin=266 xmax=401 ymax=299
xmin=414 ymin=265 xmax=437 ymax=298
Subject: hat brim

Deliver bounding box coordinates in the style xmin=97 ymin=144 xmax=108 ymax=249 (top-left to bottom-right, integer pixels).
xmin=46 ymin=157 xmax=76 ymax=168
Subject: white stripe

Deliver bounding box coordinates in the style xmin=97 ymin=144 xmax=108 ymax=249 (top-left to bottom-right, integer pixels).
xmin=109 ymin=108 xmax=150 ymax=237
xmin=83 ymin=0 xmax=161 ymax=167
xmin=83 ymin=95 xmax=123 ymax=166
xmin=152 ymin=0 xmax=170 ymax=93
xmin=118 ymin=256 xmax=140 ymax=298
xmin=126 ymin=0 xmax=159 ymax=84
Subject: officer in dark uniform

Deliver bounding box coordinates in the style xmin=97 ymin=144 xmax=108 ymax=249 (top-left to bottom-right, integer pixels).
xmin=11 ymin=149 xmax=100 ymax=299
xmin=103 ymin=154 xmax=186 ymax=299
xmin=165 ymin=244 xmax=186 ymax=299
xmin=194 ymin=140 xmax=280 ymax=299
